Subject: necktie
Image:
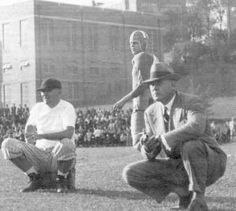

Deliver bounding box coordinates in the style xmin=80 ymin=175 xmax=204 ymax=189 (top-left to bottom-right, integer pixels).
xmin=163 ymin=107 xmax=169 ymax=132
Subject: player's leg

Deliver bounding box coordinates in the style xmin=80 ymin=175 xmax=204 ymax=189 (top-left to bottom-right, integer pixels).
xmin=130 ymin=110 xmax=145 ymax=147
xmin=1 ymin=137 xmax=52 ymax=192
xmin=51 ymin=138 xmax=76 ymax=193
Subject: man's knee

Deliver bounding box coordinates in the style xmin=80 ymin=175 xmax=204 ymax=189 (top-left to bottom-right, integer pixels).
xmin=122 ymin=163 xmax=136 ymax=185
xmin=182 ymin=140 xmax=205 ymax=157
xmin=1 ymin=138 xmax=15 ymax=150
xmin=52 ymin=139 xmax=76 ymax=160
xmin=1 ymin=138 xmax=21 ymax=159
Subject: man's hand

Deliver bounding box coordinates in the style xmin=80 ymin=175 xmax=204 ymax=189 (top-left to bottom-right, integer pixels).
xmin=25 ymin=125 xmax=37 ymax=145
xmin=140 ymin=135 xmax=162 ymax=161
xmin=113 ymin=99 xmax=126 ymax=110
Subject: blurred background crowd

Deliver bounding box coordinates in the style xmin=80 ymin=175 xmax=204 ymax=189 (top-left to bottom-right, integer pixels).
xmin=0 ymin=105 xmax=235 ymax=147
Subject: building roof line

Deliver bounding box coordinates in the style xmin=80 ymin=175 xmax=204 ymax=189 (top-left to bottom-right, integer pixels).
xmin=34 ymin=14 xmax=162 ymax=30
xmin=0 ymin=14 xmax=163 ymax=30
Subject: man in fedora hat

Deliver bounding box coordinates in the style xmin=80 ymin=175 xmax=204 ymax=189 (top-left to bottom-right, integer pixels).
xmin=122 ymin=62 xmax=227 ymax=210
xmin=113 ymin=30 xmax=158 ymax=149
xmin=1 ymin=78 xmax=77 ymax=193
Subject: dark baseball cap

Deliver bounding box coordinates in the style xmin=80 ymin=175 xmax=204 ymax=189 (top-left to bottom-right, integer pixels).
xmin=37 ymin=78 xmax=62 ymax=92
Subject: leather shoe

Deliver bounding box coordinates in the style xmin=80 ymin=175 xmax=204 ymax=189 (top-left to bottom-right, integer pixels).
xmin=189 ymin=193 xmax=208 ymax=211
xmin=21 ymin=173 xmax=41 ymax=192
xmin=56 ymin=175 xmax=68 ymax=193
xmin=171 ymin=192 xmax=193 ymax=210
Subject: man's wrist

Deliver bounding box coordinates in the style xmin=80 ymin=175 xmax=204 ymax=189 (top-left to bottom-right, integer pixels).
xmin=159 ymin=135 xmax=171 ymax=151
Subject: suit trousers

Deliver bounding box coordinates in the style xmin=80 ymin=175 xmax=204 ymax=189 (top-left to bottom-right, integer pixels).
xmin=122 ymin=140 xmax=226 ymax=202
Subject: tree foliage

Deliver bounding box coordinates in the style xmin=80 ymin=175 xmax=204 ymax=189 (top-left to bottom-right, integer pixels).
xmin=161 ymin=0 xmax=236 ymax=98
xmin=162 ymin=0 xmax=236 ymax=65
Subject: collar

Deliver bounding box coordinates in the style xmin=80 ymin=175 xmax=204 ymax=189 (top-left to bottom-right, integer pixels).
xmin=162 ymin=93 xmax=176 ymax=114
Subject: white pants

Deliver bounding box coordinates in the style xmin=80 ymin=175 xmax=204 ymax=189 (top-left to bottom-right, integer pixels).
xmin=131 ymin=110 xmax=145 ymax=138
xmin=1 ymin=138 xmax=76 ymax=173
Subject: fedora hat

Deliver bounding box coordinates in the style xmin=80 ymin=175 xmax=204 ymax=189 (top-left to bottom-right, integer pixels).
xmin=143 ymin=62 xmax=180 ymax=84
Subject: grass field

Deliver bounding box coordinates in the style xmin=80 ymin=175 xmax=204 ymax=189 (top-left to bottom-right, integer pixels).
xmin=0 ymin=144 xmax=236 ymax=211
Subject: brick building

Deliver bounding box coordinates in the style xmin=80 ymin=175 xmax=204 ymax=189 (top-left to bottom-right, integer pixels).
xmin=0 ymin=0 xmax=162 ymax=108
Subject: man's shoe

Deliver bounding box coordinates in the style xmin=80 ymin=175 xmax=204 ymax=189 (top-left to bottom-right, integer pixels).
xmin=56 ymin=175 xmax=68 ymax=193
xmin=189 ymin=193 xmax=208 ymax=211
xmin=171 ymin=192 xmax=193 ymax=210
xmin=67 ymin=168 xmax=76 ymax=191
xmin=21 ymin=173 xmax=41 ymax=192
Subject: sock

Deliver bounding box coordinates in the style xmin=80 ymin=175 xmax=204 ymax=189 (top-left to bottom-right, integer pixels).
xmin=57 ymin=170 xmax=68 ymax=178
xmin=25 ymin=167 xmax=37 ymax=176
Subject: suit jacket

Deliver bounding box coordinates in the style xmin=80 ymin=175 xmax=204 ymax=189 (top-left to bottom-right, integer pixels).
xmin=143 ymin=91 xmax=225 ymax=156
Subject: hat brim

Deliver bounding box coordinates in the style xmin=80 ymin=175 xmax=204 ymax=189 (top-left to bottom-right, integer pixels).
xmin=143 ymin=73 xmax=180 ymax=84
xmin=37 ymin=88 xmax=53 ymax=92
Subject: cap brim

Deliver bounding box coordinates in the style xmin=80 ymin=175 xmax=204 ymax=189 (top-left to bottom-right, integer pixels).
xmin=143 ymin=74 xmax=180 ymax=84
xmin=37 ymin=88 xmax=51 ymax=92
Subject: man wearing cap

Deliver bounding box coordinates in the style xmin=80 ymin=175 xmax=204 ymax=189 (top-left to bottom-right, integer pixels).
xmin=113 ymin=30 xmax=158 ymax=148
xmin=1 ymin=78 xmax=77 ymax=193
xmin=122 ymin=63 xmax=227 ymax=210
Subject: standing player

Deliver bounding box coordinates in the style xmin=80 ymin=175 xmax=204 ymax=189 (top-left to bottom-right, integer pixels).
xmin=113 ymin=30 xmax=158 ymax=149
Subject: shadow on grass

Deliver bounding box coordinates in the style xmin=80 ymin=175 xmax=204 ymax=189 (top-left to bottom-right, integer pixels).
xmin=38 ymin=188 xmax=150 ymax=200
xmin=206 ymin=196 xmax=236 ymax=211
xmin=75 ymin=188 xmax=150 ymax=200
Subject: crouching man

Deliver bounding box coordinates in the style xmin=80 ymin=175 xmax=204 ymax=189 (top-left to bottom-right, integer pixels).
xmin=122 ymin=63 xmax=227 ymax=210
xmin=1 ymin=78 xmax=77 ymax=193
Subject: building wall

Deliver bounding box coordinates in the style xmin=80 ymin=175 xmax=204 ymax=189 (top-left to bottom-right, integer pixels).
xmin=0 ymin=0 xmax=162 ymax=108
xmin=33 ymin=1 xmax=162 ymax=107
xmin=0 ymin=1 xmax=36 ymax=108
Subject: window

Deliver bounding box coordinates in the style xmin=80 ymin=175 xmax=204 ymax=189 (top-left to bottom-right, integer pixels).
xmin=41 ymin=20 xmax=54 ymax=46
xmin=125 ymin=0 xmax=129 ymax=10
xmin=41 ymin=61 xmax=54 ymax=76
xmin=73 ymin=82 xmax=79 ymax=99
xmin=147 ymin=30 xmax=154 ymax=52
xmin=3 ymin=84 xmax=11 ymax=106
xmin=68 ymin=82 xmax=73 ymax=99
xmin=68 ymin=63 xmax=79 ymax=75
xmin=19 ymin=19 xmax=28 ymax=48
xmin=67 ymin=22 xmax=78 ymax=49
xmin=2 ymin=23 xmax=11 ymax=50
xmin=109 ymin=26 xmax=120 ymax=51
xmin=21 ymin=82 xmax=29 ymax=106
xmin=88 ymin=24 xmax=98 ymax=50
xmin=89 ymin=67 xmax=99 ymax=77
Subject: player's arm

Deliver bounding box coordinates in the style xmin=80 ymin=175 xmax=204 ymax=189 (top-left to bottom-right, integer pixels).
xmin=36 ymin=126 xmax=74 ymax=141
xmin=113 ymin=53 xmax=152 ymax=110
xmin=113 ymin=83 xmax=148 ymax=110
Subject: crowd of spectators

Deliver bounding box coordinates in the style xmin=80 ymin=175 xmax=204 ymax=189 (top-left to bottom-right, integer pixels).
xmin=74 ymin=108 xmax=132 ymax=147
xmin=0 ymin=104 xmax=235 ymax=147
xmin=0 ymin=104 xmax=29 ymax=144
xmin=210 ymin=118 xmax=235 ymax=144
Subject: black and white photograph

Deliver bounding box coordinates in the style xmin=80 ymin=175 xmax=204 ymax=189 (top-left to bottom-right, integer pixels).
xmin=0 ymin=0 xmax=235 ymax=210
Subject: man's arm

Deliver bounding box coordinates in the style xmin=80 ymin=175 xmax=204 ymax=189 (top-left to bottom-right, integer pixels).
xmin=26 ymin=125 xmax=74 ymax=143
xmin=133 ymin=109 xmax=154 ymax=151
xmin=113 ymin=53 xmax=153 ymax=110
xmin=163 ymin=96 xmax=207 ymax=151
xmin=113 ymin=83 xmax=148 ymax=110
xmin=36 ymin=126 xmax=74 ymax=140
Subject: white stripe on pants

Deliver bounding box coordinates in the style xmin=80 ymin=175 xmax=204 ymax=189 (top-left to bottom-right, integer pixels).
xmin=1 ymin=138 xmax=76 ymax=173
